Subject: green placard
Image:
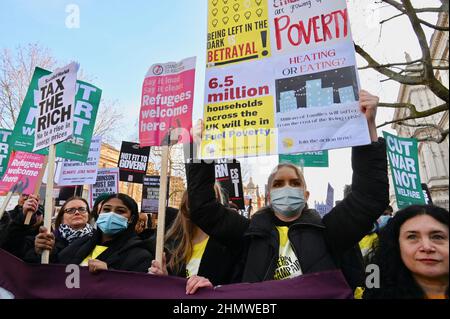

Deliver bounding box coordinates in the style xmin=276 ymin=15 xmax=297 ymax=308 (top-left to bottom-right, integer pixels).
xmin=383 ymin=131 xmax=426 ymax=209
xmin=9 ymin=67 xmax=102 ymax=162
xmin=279 ymin=151 xmax=329 ymax=167
xmin=0 ymin=129 xmax=13 ymax=178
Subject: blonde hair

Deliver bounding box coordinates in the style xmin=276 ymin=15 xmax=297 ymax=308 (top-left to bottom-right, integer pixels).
xmin=267 ymin=163 xmax=307 ymax=192
xmin=165 ymin=191 xmax=195 ymax=274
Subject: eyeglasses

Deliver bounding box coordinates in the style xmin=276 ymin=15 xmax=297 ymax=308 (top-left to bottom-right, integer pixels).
xmin=64 ymin=207 xmax=88 ymax=215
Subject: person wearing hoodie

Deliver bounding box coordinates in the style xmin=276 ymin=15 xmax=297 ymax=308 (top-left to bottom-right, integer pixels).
xmin=186 ymin=90 xmax=390 ymax=285
xmin=49 ymin=193 xmax=152 ymax=273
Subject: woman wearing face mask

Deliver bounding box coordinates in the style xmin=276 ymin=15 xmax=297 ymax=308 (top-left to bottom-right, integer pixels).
xmin=363 ymin=205 xmax=448 ymax=299
xmin=54 ymin=193 xmax=153 ymax=273
xmin=186 ymin=90 xmax=389 ymax=284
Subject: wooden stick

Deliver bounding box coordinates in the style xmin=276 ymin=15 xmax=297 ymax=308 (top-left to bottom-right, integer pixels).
xmin=155 ymin=145 xmax=169 ymax=266
xmin=41 ymin=145 xmax=56 ymax=264
xmin=0 ymin=191 xmax=13 ymax=221
xmin=24 ymin=157 xmax=49 ymax=225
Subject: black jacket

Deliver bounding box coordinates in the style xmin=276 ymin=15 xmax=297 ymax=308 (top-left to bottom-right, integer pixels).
xmin=55 ymin=230 xmax=153 ymax=273
xmin=0 ymin=218 xmax=42 ymax=260
xmin=163 ymin=236 xmax=240 ymax=286
xmin=187 ymin=139 xmax=389 ymax=283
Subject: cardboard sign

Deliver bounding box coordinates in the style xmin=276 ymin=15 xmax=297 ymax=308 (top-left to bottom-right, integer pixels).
xmin=279 ymin=151 xmax=329 ymax=167
xmin=0 ymin=129 xmax=13 ymax=178
xmin=0 ymin=151 xmax=46 ymax=195
xmin=34 ymin=62 xmax=79 ymax=152
xmin=214 ymin=159 xmax=245 ymax=209
xmin=202 ymin=0 xmax=369 ymax=159
xmin=139 ymin=57 xmax=196 ymax=147
xmin=118 ymin=142 xmax=151 ymax=184
xmin=89 ymin=168 xmax=119 ymax=208
xmin=10 ymin=67 xmax=102 ymax=162
xmin=57 ymin=136 xmax=101 ymax=186
xmin=384 ymin=131 xmax=426 ymax=209
xmin=141 ymin=175 xmax=161 ymax=214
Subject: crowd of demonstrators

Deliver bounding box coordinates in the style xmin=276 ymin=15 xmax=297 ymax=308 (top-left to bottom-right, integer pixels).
xmin=148 ymin=191 xmax=240 ymax=294
xmin=0 ymin=90 xmax=448 ymax=299
xmin=363 ymin=205 xmax=448 ymax=299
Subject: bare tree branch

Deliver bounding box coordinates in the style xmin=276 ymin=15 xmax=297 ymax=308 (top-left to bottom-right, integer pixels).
xmin=0 ymin=44 xmax=56 ymax=129
xmin=93 ymin=99 xmax=123 ymax=144
xmin=355 ymin=44 xmax=424 ymax=84
xmin=376 ymin=102 xmax=449 ymax=127
xmin=396 ymin=122 xmax=450 ymax=143
xmin=402 ymin=0 xmax=449 ymax=103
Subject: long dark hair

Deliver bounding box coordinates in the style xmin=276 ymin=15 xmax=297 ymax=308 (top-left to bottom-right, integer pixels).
xmin=363 ymin=205 xmax=449 ymax=299
xmin=54 ymin=197 xmax=91 ymax=229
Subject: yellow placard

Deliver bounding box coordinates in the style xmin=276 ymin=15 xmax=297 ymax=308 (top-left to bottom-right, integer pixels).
xmin=201 ymin=95 xmax=276 ymax=158
xmin=207 ymin=0 xmax=271 ymax=67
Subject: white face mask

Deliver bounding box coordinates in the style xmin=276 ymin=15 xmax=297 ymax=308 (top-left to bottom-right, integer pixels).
xmin=270 ymin=186 xmax=306 ymax=218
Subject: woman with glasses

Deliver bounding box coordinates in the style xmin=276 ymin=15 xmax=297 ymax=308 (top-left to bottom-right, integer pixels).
xmin=30 ymin=197 xmax=94 ymax=261
xmin=53 ymin=193 xmax=153 ymax=273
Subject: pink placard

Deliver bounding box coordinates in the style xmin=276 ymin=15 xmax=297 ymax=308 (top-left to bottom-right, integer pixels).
xmin=139 ymin=57 xmax=196 ymax=147
xmin=0 ymin=151 xmax=46 ymax=195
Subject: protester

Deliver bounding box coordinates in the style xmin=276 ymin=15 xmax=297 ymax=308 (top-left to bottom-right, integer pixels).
xmin=244 ymin=195 xmax=253 ymax=218
xmin=149 ymin=191 xmax=239 ymax=294
xmin=363 ymin=205 xmax=449 ymax=299
xmin=0 ymin=195 xmax=44 ymax=259
xmin=31 ymin=197 xmax=94 ymax=261
xmin=186 ymin=90 xmax=389 ymax=285
xmin=53 ymin=193 xmax=152 ymax=273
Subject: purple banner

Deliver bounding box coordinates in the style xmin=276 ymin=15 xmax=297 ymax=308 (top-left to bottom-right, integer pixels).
xmin=0 ymin=249 xmax=352 ymax=299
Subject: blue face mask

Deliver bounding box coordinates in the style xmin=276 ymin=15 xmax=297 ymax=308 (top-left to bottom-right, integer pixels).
xmin=377 ymin=215 xmax=391 ymax=229
xmin=96 ymin=212 xmax=129 ymax=235
xmin=270 ymin=186 xmax=306 ymax=218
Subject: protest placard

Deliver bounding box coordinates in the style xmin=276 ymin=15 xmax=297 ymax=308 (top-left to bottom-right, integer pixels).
xmin=384 ymin=131 xmax=426 ymax=209
xmin=142 ymin=175 xmax=161 ymax=214
xmin=139 ymin=57 xmax=196 ymax=147
xmin=214 ymin=159 xmax=244 ymax=209
xmin=201 ymin=0 xmax=370 ymax=159
xmin=0 ymin=151 xmax=46 ymax=196
xmin=206 ymin=0 xmax=271 ymax=67
xmin=33 ymin=62 xmax=79 ymax=152
xmin=57 ymin=136 xmax=101 ymax=186
xmin=118 ymin=142 xmax=151 ymax=184
xmin=89 ymin=168 xmax=119 ymax=208
xmin=0 ymin=129 xmax=13 ymax=178
xmin=9 ymin=67 xmax=102 ymax=162
xmin=279 ymin=150 xmax=329 ymax=167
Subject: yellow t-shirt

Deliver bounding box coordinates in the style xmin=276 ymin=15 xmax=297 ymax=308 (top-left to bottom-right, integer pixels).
xmin=274 ymin=226 xmax=302 ymax=280
xmin=359 ymin=233 xmax=378 ymax=258
xmin=186 ymin=237 xmax=209 ymax=278
xmin=80 ymin=245 xmax=108 ymax=266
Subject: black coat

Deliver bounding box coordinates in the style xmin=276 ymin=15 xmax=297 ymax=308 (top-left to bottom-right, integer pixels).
xmin=163 ymin=236 xmax=241 ymax=286
xmin=186 ymin=139 xmax=389 ymax=283
xmin=55 ymin=229 xmax=153 ymax=273
xmin=0 ymin=220 xmax=41 ymax=260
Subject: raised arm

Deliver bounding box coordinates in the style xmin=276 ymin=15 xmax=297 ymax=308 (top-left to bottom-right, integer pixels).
xmin=186 ymin=161 xmax=250 ymax=248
